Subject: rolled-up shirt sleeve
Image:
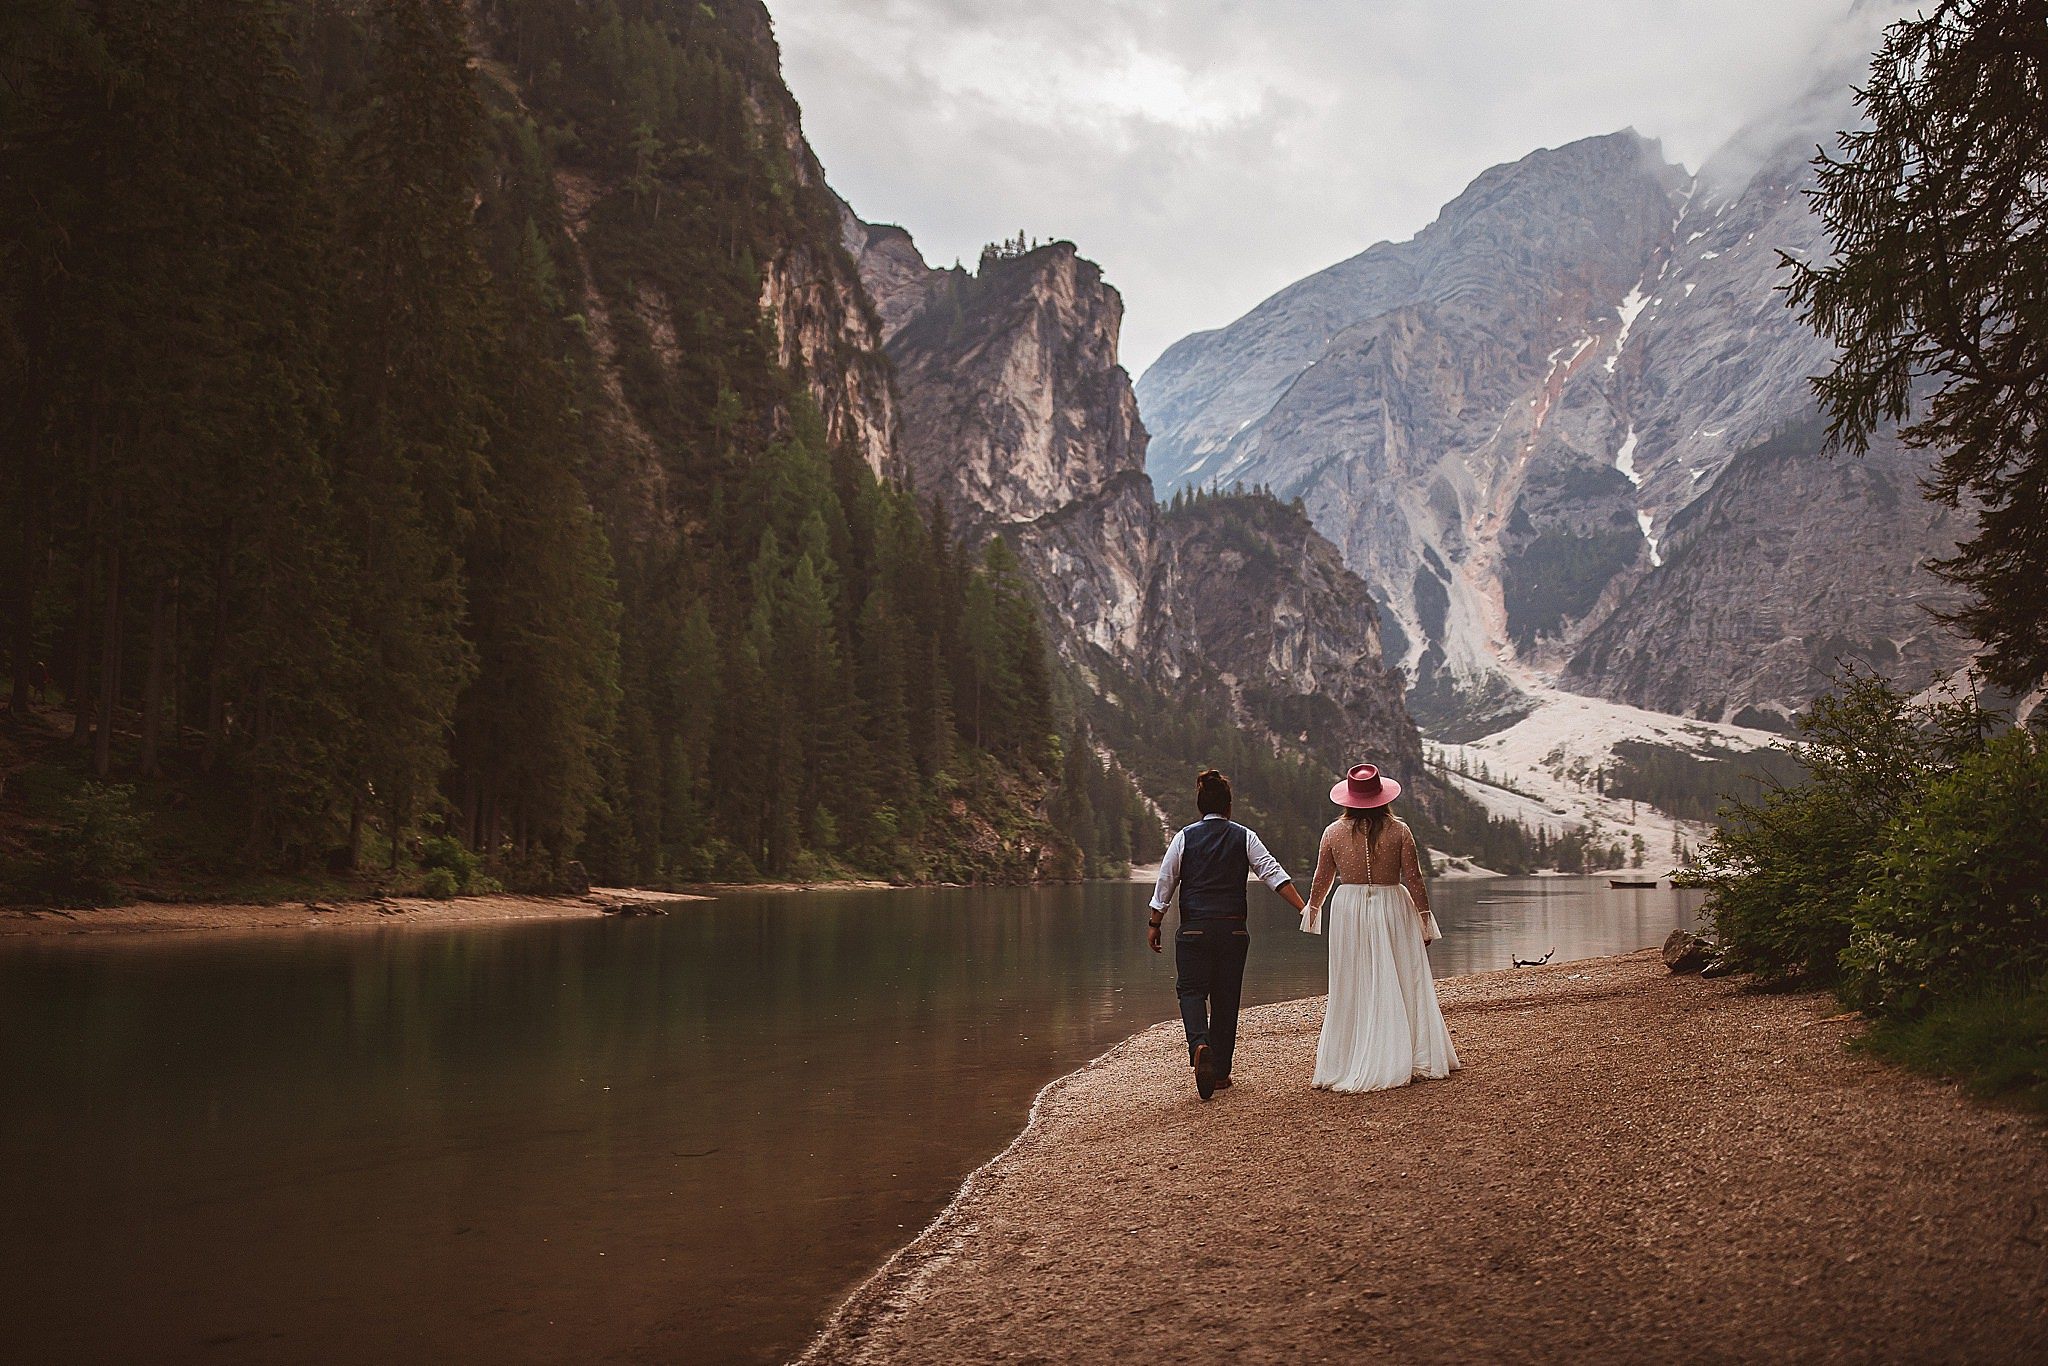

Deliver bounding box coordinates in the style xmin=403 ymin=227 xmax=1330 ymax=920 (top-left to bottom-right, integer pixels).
xmin=1243 ymin=827 xmax=1294 ymax=892
xmin=1149 ymin=829 xmax=1186 ymax=912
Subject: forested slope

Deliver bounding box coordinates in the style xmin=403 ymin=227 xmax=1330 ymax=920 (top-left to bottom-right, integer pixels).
xmin=0 ymin=0 xmax=1090 ymax=898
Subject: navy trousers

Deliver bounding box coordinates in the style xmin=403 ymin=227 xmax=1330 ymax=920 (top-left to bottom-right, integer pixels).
xmin=1174 ymin=919 xmax=1250 ymax=1075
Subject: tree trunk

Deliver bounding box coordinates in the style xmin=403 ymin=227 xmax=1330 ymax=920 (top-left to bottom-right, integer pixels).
xmin=73 ymin=399 xmax=102 ymax=744
xmin=68 ymin=572 xmax=92 ymax=743
xmin=347 ymin=794 xmax=363 ymax=871
xmin=7 ymin=480 xmax=46 ymax=715
xmin=138 ymin=581 xmax=167 ymax=777
xmin=242 ymin=672 xmax=270 ymax=861
xmin=166 ymin=574 xmax=182 ymax=739
xmin=93 ymin=526 xmax=121 ymax=777
xmin=484 ymin=787 xmax=501 ymax=858
xmin=388 ymin=791 xmax=403 ymax=872
xmin=201 ymin=543 xmax=230 ymax=772
xmin=69 ymin=497 xmax=95 ymax=745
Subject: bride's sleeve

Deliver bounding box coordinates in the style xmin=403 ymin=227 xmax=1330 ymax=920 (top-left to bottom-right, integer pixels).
xmin=1400 ymin=823 xmax=1431 ymax=917
xmin=1306 ymin=828 xmax=1337 ymax=913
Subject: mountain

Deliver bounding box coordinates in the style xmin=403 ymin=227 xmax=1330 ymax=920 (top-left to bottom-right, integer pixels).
xmin=1 ymin=0 xmax=1116 ymax=896
xmin=465 ymin=0 xmax=1094 ymax=882
xmin=1559 ymin=419 xmax=1969 ymax=723
xmin=841 ymin=218 xmax=1437 ymax=858
xmin=1137 ymin=77 xmax=1973 ymax=732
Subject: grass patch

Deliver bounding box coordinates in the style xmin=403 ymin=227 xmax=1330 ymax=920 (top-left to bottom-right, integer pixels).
xmin=1856 ymin=978 xmax=2048 ymax=1114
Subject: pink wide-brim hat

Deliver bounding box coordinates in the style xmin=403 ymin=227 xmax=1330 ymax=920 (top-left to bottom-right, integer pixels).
xmin=1330 ymin=762 xmax=1400 ymax=809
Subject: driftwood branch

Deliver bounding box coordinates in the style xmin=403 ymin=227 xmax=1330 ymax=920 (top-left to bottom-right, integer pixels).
xmin=1512 ymin=947 xmax=1556 ymax=968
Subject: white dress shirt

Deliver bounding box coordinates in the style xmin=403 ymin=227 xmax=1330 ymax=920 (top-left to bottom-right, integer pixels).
xmin=1149 ymin=813 xmax=1295 ymax=913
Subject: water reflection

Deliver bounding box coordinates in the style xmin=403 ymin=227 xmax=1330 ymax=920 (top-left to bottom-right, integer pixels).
xmin=0 ymin=878 xmax=1701 ymax=1363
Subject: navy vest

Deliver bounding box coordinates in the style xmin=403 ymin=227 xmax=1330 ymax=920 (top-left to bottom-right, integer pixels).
xmin=1179 ymin=819 xmax=1250 ymax=920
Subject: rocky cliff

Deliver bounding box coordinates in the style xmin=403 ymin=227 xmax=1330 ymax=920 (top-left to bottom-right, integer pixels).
xmin=461 ymin=0 xmax=1088 ymax=880
xmin=718 ymin=2 xmax=897 ymax=479
xmin=843 ymin=215 xmax=1428 ymax=801
xmin=753 ymin=130 xmax=897 ymax=478
xmin=885 ymin=243 xmax=1147 ymax=533
xmin=524 ymin=0 xmax=897 ymax=504
xmin=1560 ymin=419 xmax=1970 ymax=724
xmin=1137 ymin=70 xmax=1975 ymax=728
xmin=1147 ymin=493 xmax=1423 ymax=786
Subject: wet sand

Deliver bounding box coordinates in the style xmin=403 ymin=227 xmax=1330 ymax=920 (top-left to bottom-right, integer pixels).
xmin=805 ymin=951 xmax=2048 ymax=1363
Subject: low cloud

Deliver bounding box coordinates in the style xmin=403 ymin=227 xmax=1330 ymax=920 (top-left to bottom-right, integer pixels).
xmin=776 ymin=0 xmax=1911 ymax=375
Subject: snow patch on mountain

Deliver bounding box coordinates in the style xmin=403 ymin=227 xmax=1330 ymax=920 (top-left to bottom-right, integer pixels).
xmin=1614 ymin=426 xmax=1641 ymax=486
xmin=1637 ymin=510 xmax=1662 ymax=567
xmin=1604 ymin=283 xmax=1649 ymax=374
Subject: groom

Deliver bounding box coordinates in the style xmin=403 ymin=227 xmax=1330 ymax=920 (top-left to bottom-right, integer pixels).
xmin=1147 ymin=769 xmax=1308 ymax=1100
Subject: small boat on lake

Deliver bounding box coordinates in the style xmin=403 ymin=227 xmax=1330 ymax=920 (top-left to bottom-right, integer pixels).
xmin=1609 ymin=877 xmax=1660 ymax=889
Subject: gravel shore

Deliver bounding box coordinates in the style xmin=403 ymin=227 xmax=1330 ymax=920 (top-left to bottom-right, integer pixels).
xmin=805 ymin=950 xmax=2048 ymax=1363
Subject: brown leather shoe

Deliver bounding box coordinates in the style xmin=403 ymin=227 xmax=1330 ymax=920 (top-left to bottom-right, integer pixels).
xmin=1213 ymin=1075 xmax=1233 ymax=1090
xmin=1193 ymin=1043 xmax=1216 ymax=1100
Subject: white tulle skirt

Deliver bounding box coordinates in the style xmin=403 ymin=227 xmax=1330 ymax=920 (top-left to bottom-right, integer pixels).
xmin=1313 ymin=883 xmax=1461 ymax=1094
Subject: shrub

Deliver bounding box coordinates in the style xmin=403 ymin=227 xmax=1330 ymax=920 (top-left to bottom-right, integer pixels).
xmin=1840 ymin=729 xmax=2048 ymax=1014
xmin=418 ymin=834 xmax=499 ymax=894
xmin=1690 ymin=669 xmax=2048 ymax=1107
xmin=420 ymin=867 xmax=460 ymax=900
xmin=26 ymin=782 xmax=149 ymax=904
xmin=1692 ymin=673 xmax=1958 ymax=981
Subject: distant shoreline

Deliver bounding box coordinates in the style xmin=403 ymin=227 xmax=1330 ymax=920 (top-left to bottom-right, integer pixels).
xmin=0 ymin=886 xmax=709 ymax=940
xmin=0 ymin=876 xmax=1085 ymax=939
xmin=2 ymin=868 xmax=1693 ymax=940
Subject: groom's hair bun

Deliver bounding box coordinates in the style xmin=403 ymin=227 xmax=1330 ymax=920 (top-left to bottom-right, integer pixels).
xmin=1195 ymin=768 xmax=1231 ymax=815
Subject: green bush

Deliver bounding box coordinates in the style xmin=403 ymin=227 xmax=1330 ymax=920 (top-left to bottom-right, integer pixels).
xmin=420 ymin=867 xmax=460 ymax=899
xmin=1693 ymin=778 xmax=1874 ymax=981
xmin=25 ymin=782 xmax=149 ymax=905
xmin=1692 ymin=674 xmax=1962 ymax=982
xmin=418 ymin=834 xmax=499 ymax=894
xmin=1691 ymin=671 xmax=2048 ymax=1108
xmin=1840 ymin=729 xmax=2048 ymax=1014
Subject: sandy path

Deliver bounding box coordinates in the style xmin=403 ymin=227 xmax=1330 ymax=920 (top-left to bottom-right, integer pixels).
xmin=0 ymin=886 xmax=701 ymax=938
xmin=806 ymin=952 xmax=2048 ymax=1363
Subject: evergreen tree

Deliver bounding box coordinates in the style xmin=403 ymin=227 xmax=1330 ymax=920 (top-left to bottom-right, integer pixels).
xmin=1784 ymin=0 xmax=2048 ymax=689
xmin=453 ymin=207 xmax=621 ymax=867
xmin=331 ymin=0 xmax=490 ymax=861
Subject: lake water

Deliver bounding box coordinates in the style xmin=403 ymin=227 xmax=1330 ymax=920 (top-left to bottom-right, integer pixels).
xmin=0 ymin=877 xmax=1703 ymax=1363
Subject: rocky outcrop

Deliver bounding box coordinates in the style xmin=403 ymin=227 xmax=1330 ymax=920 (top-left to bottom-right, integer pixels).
xmin=1561 ymin=419 xmax=1970 ymax=725
xmin=844 ymin=217 xmax=1427 ymax=790
xmin=742 ymin=49 xmax=897 ymax=478
xmin=1147 ymin=493 xmax=1425 ymax=782
xmin=838 ymin=209 xmax=948 ymax=342
xmin=878 ymin=241 xmax=1147 ymax=532
xmin=1137 ymin=57 xmax=1978 ymax=728
xmin=757 ymin=243 xmax=897 ymax=480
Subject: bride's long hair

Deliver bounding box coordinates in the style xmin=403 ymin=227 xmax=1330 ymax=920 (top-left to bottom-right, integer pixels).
xmin=1343 ymin=804 xmax=1392 ymax=848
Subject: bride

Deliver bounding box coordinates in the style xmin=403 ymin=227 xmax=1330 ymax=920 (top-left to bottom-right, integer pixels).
xmin=1302 ymin=763 xmax=1460 ymax=1093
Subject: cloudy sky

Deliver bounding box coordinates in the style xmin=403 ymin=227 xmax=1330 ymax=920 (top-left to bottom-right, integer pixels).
xmin=775 ymin=0 xmax=1902 ymax=377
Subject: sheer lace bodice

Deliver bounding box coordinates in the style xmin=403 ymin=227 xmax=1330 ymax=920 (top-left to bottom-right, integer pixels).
xmin=1306 ymin=815 xmax=1430 ymax=916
